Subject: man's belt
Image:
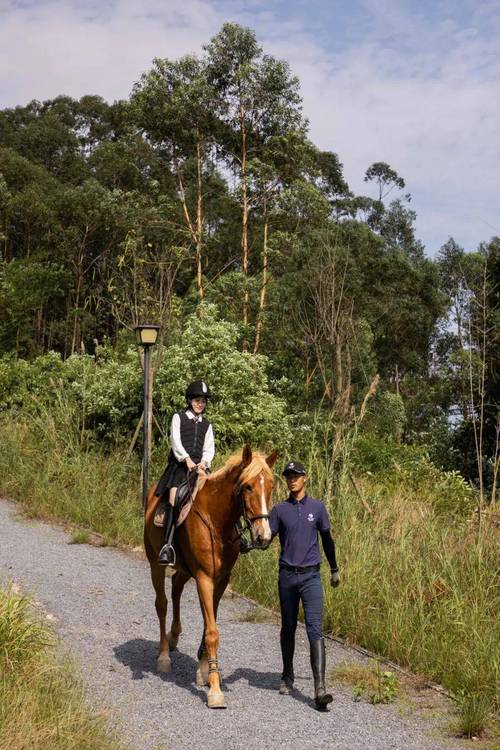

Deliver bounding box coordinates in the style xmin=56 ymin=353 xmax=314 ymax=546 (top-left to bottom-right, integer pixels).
xmin=279 ymin=563 xmax=320 ymax=573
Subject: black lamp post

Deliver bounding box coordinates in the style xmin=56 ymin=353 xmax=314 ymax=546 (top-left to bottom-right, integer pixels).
xmin=134 ymin=324 xmax=160 ymax=511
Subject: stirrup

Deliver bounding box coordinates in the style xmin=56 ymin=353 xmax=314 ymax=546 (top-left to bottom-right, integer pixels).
xmin=158 ymin=543 xmax=176 ymax=567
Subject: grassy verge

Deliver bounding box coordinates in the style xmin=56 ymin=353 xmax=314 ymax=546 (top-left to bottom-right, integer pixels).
xmin=0 ymin=408 xmax=143 ymax=548
xmin=232 ymin=479 xmax=499 ymax=739
xmin=0 ymin=410 xmax=498 ymax=739
xmin=0 ymin=585 xmax=126 ymax=750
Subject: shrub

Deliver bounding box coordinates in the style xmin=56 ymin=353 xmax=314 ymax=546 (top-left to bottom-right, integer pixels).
xmin=154 ymin=304 xmax=290 ymax=451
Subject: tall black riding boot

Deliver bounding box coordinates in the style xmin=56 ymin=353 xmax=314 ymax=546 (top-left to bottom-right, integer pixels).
xmin=310 ymin=638 xmax=333 ymax=709
xmin=158 ymin=504 xmax=176 ymax=567
xmin=279 ymin=635 xmax=295 ymax=695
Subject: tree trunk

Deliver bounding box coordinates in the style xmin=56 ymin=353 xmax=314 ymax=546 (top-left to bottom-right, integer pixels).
xmin=253 ymin=215 xmax=268 ymax=354
xmin=196 ymin=138 xmax=204 ymax=300
xmin=71 ymin=263 xmax=83 ymax=356
xmin=240 ymin=103 xmax=249 ymax=328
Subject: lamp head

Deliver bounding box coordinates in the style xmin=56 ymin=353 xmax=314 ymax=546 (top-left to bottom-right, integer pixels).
xmin=134 ymin=324 xmax=160 ymax=346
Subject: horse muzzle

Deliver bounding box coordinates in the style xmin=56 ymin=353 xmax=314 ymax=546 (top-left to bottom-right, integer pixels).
xmin=252 ymin=520 xmax=272 ymax=549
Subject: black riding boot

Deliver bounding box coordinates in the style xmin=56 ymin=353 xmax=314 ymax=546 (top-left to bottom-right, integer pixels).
xmin=279 ymin=635 xmax=295 ymax=695
xmin=158 ymin=504 xmax=176 ymax=567
xmin=310 ymin=638 xmax=333 ymax=709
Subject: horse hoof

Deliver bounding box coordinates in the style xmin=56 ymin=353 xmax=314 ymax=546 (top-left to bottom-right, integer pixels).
xmin=207 ymin=692 xmax=226 ymax=709
xmin=156 ymin=653 xmax=172 ymax=673
xmin=196 ymin=668 xmax=209 ymax=686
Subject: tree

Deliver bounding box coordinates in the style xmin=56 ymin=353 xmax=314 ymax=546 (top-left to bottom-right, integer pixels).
xmin=205 ymin=23 xmax=305 ymax=327
xmin=364 ymin=161 xmax=405 ymax=202
xmin=132 ymin=55 xmax=219 ymax=300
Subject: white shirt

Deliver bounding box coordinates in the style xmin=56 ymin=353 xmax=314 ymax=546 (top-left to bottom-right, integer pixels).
xmin=170 ymin=410 xmax=215 ymax=466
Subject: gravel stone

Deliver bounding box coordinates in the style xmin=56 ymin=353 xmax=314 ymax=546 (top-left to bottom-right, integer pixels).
xmin=0 ymin=500 xmax=459 ymax=750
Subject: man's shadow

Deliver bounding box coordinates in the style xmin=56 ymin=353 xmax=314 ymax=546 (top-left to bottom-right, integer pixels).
xmin=223 ymin=666 xmax=315 ymax=708
xmin=113 ymin=638 xmax=205 ymax=702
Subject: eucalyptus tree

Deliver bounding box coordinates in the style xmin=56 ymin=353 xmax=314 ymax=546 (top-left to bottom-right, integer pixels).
xmin=204 ymin=23 xmax=305 ymax=326
xmin=364 ymin=161 xmax=406 ymax=202
xmin=132 ymin=55 xmax=220 ymax=299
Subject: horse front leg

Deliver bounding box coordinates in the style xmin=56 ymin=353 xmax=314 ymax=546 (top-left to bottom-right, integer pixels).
xmin=167 ymin=569 xmax=190 ymax=651
xmin=150 ymin=563 xmax=171 ymax=673
xmin=196 ymin=573 xmax=230 ymax=687
xmin=196 ymin=573 xmax=226 ymax=708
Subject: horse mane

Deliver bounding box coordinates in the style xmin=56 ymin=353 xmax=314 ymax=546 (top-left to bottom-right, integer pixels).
xmin=209 ymin=450 xmax=273 ymax=485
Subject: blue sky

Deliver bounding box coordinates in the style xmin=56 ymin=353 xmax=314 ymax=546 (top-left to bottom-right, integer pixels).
xmin=1 ymin=0 xmax=499 ymax=255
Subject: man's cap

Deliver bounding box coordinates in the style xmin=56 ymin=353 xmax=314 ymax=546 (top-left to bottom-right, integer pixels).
xmin=282 ymin=461 xmax=307 ymax=476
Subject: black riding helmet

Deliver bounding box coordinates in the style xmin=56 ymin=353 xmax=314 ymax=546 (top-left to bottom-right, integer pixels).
xmin=185 ymin=380 xmax=212 ymax=401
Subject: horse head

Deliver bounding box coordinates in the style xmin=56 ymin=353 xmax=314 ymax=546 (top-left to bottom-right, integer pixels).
xmin=236 ymin=444 xmax=277 ymax=550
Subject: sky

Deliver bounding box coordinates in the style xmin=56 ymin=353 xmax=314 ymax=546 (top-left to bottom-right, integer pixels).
xmin=0 ymin=0 xmax=499 ymax=256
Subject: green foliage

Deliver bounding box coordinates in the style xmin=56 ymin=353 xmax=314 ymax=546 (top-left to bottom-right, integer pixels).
xmin=155 ymin=304 xmax=290 ymax=450
xmin=363 ymin=391 xmax=406 ymax=439
xmin=348 ymin=660 xmax=399 ymax=705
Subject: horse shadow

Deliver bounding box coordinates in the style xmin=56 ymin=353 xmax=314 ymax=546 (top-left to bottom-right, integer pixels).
xmin=222 ymin=666 xmax=315 ymax=708
xmin=113 ymin=640 xmax=317 ymax=710
xmin=113 ymin=638 xmax=205 ymax=702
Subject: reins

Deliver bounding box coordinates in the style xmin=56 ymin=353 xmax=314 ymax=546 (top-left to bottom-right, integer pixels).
xmin=233 ymin=480 xmax=270 ymax=554
xmin=192 ymin=478 xmax=270 ymax=555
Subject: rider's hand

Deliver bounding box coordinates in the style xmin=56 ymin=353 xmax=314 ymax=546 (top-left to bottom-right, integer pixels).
xmin=185 ymin=457 xmax=196 ymax=471
xmin=330 ymin=570 xmax=340 ymax=588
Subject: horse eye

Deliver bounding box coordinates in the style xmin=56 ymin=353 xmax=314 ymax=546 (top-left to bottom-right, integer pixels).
xmin=244 ymin=484 xmax=253 ymax=492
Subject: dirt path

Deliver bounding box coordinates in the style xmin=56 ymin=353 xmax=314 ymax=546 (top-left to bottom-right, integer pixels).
xmin=0 ymin=499 xmax=462 ymax=750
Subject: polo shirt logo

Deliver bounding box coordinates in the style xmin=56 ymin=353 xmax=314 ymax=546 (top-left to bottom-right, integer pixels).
xmin=307 ymin=513 xmax=314 ymax=522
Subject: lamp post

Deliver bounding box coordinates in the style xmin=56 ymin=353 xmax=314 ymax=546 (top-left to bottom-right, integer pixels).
xmin=134 ymin=324 xmax=160 ymax=511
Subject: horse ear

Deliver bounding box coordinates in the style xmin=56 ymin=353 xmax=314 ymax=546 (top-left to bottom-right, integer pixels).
xmin=241 ymin=444 xmax=252 ymax=468
xmin=265 ymin=450 xmax=278 ymax=468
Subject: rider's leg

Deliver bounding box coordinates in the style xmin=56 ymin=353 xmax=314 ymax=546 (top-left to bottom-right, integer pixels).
xmin=158 ymin=487 xmax=177 ymax=567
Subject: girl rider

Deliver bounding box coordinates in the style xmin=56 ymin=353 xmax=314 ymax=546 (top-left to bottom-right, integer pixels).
xmin=155 ymin=380 xmax=214 ymax=567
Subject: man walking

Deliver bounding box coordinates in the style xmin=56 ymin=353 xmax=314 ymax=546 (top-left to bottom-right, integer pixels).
xmin=269 ymin=461 xmax=340 ymax=709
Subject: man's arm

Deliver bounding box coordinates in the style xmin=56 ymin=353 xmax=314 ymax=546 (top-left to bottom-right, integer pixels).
xmin=320 ymin=530 xmax=338 ymax=571
xmin=319 ymin=504 xmax=340 ymax=587
xmin=269 ymin=505 xmax=280 ymax=540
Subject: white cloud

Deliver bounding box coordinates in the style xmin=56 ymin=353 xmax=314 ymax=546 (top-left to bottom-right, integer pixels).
xmin=0 ymin=0 xmax=222 ymax=103
xmin=0 ymin=0 xmax=498 ymax=253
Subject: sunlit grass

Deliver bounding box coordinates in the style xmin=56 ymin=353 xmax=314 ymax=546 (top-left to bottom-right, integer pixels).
xmin=0 ymin=586 xmax=126 ymax=750
xmin=0 ymin=408 xmax=498 ymax=737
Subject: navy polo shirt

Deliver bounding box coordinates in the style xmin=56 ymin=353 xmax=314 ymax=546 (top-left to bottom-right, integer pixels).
xmin=269 ymin=495 xmax=330 ymax=567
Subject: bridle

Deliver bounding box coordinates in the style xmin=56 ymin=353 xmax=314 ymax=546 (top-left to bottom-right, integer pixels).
xmin=233 ymin=480 xmax=270 ymax=554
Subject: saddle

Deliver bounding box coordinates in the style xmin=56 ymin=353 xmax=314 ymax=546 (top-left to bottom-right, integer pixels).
xmin=153 ymin=469 xmax=208 ymax=528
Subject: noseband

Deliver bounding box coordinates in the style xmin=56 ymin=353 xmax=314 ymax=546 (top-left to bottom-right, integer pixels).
xmin=234 ymin=483 xmax=270 ymax=554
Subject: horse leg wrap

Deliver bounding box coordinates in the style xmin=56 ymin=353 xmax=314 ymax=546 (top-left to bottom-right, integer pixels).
xmin=208 ymin=657 xmax=219 ymax=675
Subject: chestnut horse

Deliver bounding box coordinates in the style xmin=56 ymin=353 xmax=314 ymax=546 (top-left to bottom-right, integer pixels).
xmin=144 ymin=445 xmax=277 ymax=708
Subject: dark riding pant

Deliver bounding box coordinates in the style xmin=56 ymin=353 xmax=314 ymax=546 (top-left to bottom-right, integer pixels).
xmin=278 ymin=567 xmax=323 ymax=646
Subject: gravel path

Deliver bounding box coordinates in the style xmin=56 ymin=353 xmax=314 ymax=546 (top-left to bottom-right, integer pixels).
xmin=0 ymin=499 xmax=459 ymax=750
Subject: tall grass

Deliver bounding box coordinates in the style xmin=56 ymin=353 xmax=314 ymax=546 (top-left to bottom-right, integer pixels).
xmin=0 ymin=403 xmax=143 ymax=547
xmin=0 ymin=406 xmax=498 ymax=737
xmin=0 ymin=586 xmax=126 ymax=750
xmin=233 ymin=437 xmax=500 ymax=738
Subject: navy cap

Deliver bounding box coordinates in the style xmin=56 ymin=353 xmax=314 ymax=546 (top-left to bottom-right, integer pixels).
xmin=282 ymin=461 xmax=307 ymax=476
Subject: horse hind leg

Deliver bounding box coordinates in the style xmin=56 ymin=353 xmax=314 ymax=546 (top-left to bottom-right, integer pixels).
xmin=150 ymin=563 xmax=171 ymax=674
xmin=196 ymin=633 xmax=209 ymax=687
xmin=166 ymin=569 xmax=190 ymax=651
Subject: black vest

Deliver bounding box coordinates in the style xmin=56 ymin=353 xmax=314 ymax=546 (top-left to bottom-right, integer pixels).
xmin=169 ymin=411 xmax=210 ymax=465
